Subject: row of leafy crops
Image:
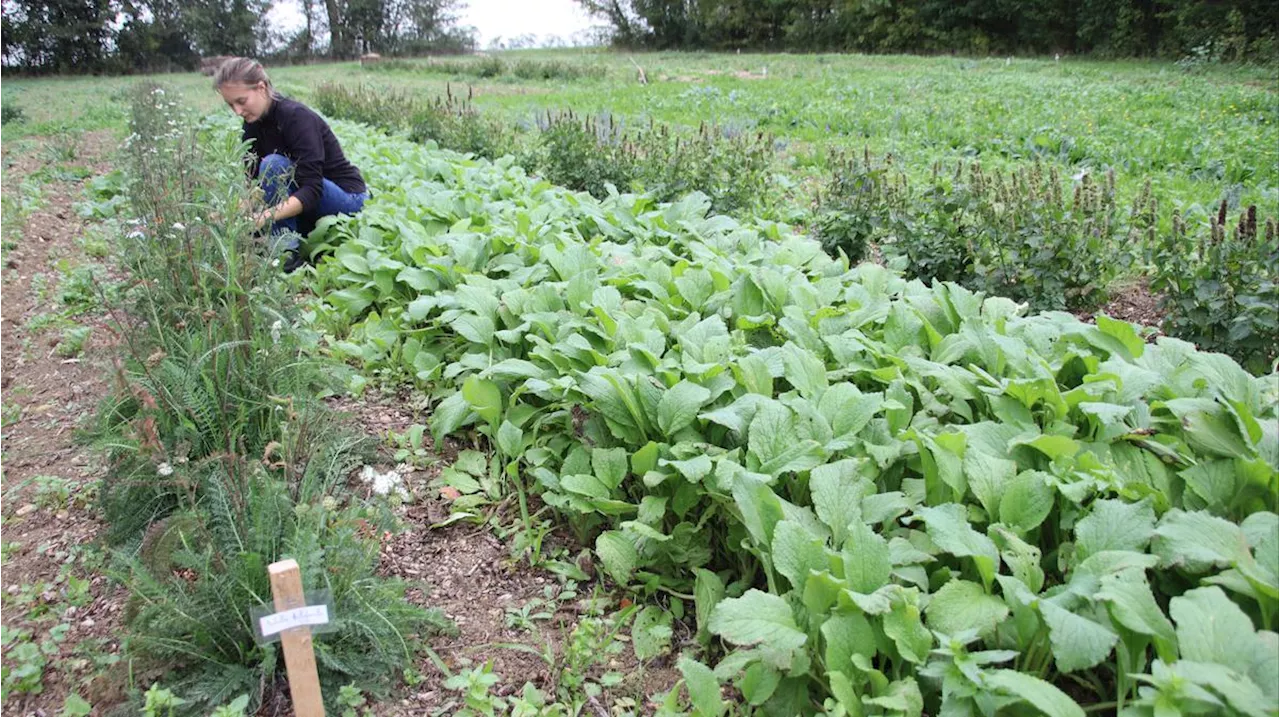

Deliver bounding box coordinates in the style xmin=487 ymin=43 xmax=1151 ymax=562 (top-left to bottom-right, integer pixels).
xmin=297 ymin=122 xmax=1279 ymax=716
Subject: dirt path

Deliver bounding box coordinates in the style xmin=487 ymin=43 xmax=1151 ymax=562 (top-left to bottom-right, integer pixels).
xmin=331 ymin=396 xmax=683 ymax=715
xmin=0 ymin=132 xmax=137 ymax=716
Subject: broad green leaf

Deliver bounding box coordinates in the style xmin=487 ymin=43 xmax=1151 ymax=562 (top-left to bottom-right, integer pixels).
xmin=693 ymin=568 xmax=726 ymax=639
xmin=632 ymin=605 xmax=673 ymax=660
xmin=998 ymin=470 xmax=1054 ymax=534
xmin=657 ymin=380 xmax=712 ymax=437
xmin=496 ymin=420 xmax=523 ymax=457
xmin=461 ymin=375 xmax=502 ymax=425
xmin=1074 ymin=499 xmax=1155 ymax=561
xmin=748 ymin=400 xmax=826 ymax=476
xmin=327 ymin=287 xmax=374 ymax=315
xmin=709 ymin=590 xmax=807 ymax=669
xmin=842 ymin=521 xmax=891 ymax=594
xmin=592 ymin=447 xmax=629 ymax=490
xmin=964 ymin=448 xmax=1017 ymax=519
xmin=862 ymin=677 xmax=924 ymax=717
xmin=1162 ymin=398 xmax=1252 ymax=458
xmin=1039 ymin=600 xmax=1118 ymax=673
xmin=678 ymin=656 xmax=725 ymax=717
xmin=560 ymin=473 xmax=610 ymax=498
xmin=818 ymin=384 xmax=881 ymax=443
xmin=732 ymin=472 xmax=785 ymax=547
xmin=430 ymin=391 xmax=475 ymax=443
xmin=926 ymin=579 xmax=1009 ymax=639
xmin=1095 ymin=315 xmax=1145 ymax=359
xmin=734 ymin=353 xmax=774 ymax=397
xmin=631 ymin=442 xmax=660 ymax=476
xmin=1095 ymin=573 xmax=1178 ymax=663
xmin=986 ymin=669 xmax=1085 ymax=717
xmin=452 ymin=313 xmax=495 ymax=345
xmin=821 ymin=613 xmax=876 ymax=678
xmin=664 ymin=454 xmax=713 ymax=482
xmin=914 ymin=504 xmax=999 ymax=588
xmin=781 ymin=343 xmax=828 ymax=401
xmin=810 ymin=459 xmax=872 ymax=547
xmin=883 ymin=598 xmax=932 ymax=664
xmin=596 ymin=531 xmax=637 ymax=584
xmin=1169 ymin=660 xmax=1275 ymax=717
xmin=1179 ymin=460 xmax=1239 ymax=511
xmin=1169 ymin=586 xmax=1259 ymax=675
xmin=1152 ymin=509 xmax=1251 ymax=571
xmin=1249 ymin=632 xmax=1279 ymax=702
xmin=739 ymin=662 xmax=781 ymax=706
xmin=772 ymin=520 xmax=828 ymax=591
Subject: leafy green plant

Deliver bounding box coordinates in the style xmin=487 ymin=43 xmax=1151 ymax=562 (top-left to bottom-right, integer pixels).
xmin=142 ymin=684 xmax=187 ymax=717
xmin=32 ymin=475 xmax=74 ymax=510
xmin=504 ymin=597 xmax=554 ymax=632
xmin=444 ymin=662 xmax=504 ymax=716
xmin=1 ymin=639 xmax=47 ymax=695
xmin=302 ymin=122 xmax=1279 ymax=714
xmin=55 ymin=325 xmax=91 ymax=357
xmin=1148 ymin=201 xmax=1278 ymax=374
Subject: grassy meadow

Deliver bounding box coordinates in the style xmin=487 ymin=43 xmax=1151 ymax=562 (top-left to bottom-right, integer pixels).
xmin=3 ymin=50 xmax=1277 ymax=218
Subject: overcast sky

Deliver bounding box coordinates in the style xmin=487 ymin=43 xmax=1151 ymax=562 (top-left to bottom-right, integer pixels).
xmin=266 ymin=0 xmax=599 ymax=48
xmin=460 ymin=0 xmax=596 ymax=46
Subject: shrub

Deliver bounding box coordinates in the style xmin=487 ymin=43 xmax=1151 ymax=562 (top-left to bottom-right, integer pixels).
xmin=1 ymin=103 xmax=25 ymax=125
xmin=511 ymin=59 xmax=606 ymax=81
xmin=1149 ymin=200 xmax=1279 ymax=373
xmin=312 ymin=82 xmax=418 ymax=131
xmin=407 ymin=85 xmax=518 ymax=160
xmin=112 ymin=449 xmax=451 ymax=715
xmin=831 ymin=155 xmax=1129 ymax=311
xmin=528 ymin=111 xmax=640 ymax=199
xmin=528 ymin=112 xmax=773 ymax=216
xmin=811 ymin=149 xmax=897 ymax=263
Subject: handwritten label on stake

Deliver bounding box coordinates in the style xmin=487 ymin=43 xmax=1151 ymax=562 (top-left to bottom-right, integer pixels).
xmin=260 ymin=604 xmax=330 ymax=637
xmin=250 ymin=589 xmax=336 ymax=645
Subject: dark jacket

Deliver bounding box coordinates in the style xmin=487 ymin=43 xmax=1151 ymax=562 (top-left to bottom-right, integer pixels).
xmin=242 ymin=96 xmax=366 ymax=213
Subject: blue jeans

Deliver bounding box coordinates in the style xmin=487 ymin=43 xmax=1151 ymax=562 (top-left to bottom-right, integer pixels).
xmin=258 ymin=153 xmax=368 ymax=251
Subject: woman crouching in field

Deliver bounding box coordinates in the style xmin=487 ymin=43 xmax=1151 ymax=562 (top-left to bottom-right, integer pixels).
xmin=214 ymin=57 xmax=368 ymax=272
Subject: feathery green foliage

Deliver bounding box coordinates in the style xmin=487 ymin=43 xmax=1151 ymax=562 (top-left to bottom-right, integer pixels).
xmin=90 ymin=86 xmax=452 ymax=714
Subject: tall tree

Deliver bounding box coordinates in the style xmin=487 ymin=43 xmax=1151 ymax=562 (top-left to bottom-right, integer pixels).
xmin=2 ymin=0 xmax=114 ymax=72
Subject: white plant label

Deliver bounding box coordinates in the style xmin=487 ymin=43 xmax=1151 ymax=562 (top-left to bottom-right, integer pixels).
xmin=259 ymin=604 xmax=330 ymax=637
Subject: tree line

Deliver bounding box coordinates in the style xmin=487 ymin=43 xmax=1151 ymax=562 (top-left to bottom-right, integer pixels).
xmin=1 ymin=0 xmax=475 ymax=74
xmin=577 ymin=0 xmax=1278 ymax=60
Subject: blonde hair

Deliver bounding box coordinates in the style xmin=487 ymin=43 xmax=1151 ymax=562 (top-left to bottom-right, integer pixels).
xmin=213 ymin=57 xmax=277 ymax=96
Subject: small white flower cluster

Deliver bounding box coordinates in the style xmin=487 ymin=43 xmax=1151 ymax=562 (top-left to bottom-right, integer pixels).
xmin=359 ymin=464 xmax=411 ymax=500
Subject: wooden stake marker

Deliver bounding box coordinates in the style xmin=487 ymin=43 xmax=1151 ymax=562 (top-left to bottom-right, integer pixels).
xmin=268 ymin=559 xmax=326 ymax=717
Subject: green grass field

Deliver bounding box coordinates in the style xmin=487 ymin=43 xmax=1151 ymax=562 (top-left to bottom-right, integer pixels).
xmin=4 ymin=50 xmax=1277 ymax=218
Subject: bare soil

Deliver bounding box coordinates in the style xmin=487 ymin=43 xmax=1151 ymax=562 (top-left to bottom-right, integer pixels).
xmin=328 ymin=394 xmax=683 ymax=715
xmin=1 ymin=131 xmax=132 ymax=717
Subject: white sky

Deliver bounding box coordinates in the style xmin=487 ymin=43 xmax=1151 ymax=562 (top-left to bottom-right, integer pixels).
xmin=265 ymin=0 xmax=599 ymax=48
xmin=459 ymin=0 xmax=596 ymax=46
